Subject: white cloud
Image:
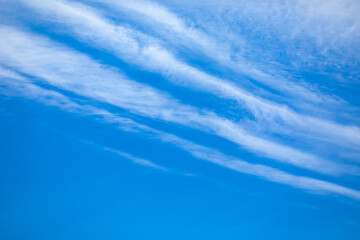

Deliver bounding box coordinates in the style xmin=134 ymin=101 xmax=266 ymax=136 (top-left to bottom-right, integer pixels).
xmin=13 ymin=0 xmax=360 ymax=152
xmin=2 ymin=70 xmax=360 ymax=200
xmin=102 ymin=146 xmax=169 ymax=171
xmin=1 ymin=26 xmax=357 ymax=176
xmin=155 ymin=0 xmax=360 ymax=69
xmin=91 ymin=0 xmax=352 ymax=103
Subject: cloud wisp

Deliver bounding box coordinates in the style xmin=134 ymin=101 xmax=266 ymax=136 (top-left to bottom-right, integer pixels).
xmin=15 ymin=0 xmax=360 ymax=152
xmin=2 ymin=69 xmax=360 ymax=200
xmin=1 ymin=26 xmax=358 ymax=176
xmin=92 ymin=0 xmax=336 ymax=103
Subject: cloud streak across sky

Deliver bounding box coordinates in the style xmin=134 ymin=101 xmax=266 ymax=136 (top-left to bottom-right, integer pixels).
xmin=1 ymin=67 xmax=360 ymax=200
xmin=0 ymin=0 xmax=360 ymax=201
xmin=15 ymin=0 xmax=360 ymax=152
xmin=1 ymin=26 xmax=357 ymax=176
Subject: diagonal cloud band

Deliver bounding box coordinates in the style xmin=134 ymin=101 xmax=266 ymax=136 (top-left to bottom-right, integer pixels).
xmin=0 ymin=26 xmax=358 ymax=176
xmin=1 ymin=68 xmax=360 ymax=200
xmin=16 ymin=0 xmax=360 ymax=151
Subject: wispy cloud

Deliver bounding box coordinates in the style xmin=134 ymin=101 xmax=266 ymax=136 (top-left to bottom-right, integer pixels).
xmin=0 ymin=72 xmax=168 ymax=171
xmin=0 ymin=65 xmax=152 ymax=133
xmin=102 ymin=147 xmax=168 ymax=171
xmin=1 ymin=26 xmax=356 ymax=176
xmin=128 ymin=0 xmax=360 ymax=73
xmin=15 ymin=0 xmax=360 ymax=152
xmin=2 ymin=69 xmax=360 ymax=200
xmin=160 ymin=134 xmax=360 ymax=201
xmin=92 ymin=0 xmax=334 ymax=102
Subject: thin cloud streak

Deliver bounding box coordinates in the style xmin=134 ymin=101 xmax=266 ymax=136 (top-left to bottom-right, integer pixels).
xmin=113 ymin=0 xmax=360 ymax=82
xmin=161 ymin=134 xmax=360 ymax=201
xmin=1 ymin=72 xmax=360 ymax=200
xmin=0 ymin=26 xmax=356 ymax=176
xmin=94 ymin=0 xmax=334 ymax=103
xmin=0 ymin=70 xmax=168 ymax=171
xmin=16 ymin=0 xmax=360 ymax=151
xmin=102 ymin=146 xmax=169 ymax=171
xmin=94 ymin=0 xmax=360 ymax=149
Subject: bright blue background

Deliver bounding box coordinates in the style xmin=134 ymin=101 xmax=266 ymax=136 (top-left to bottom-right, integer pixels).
xmin=1 ymin=94 xmax=360 ymax=240
xmin=1 ymin=0 xmax=360 ymax=239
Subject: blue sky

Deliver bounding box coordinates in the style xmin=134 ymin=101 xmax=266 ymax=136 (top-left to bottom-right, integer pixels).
xmin=1 ymin=0 xmax=360 ymax=239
